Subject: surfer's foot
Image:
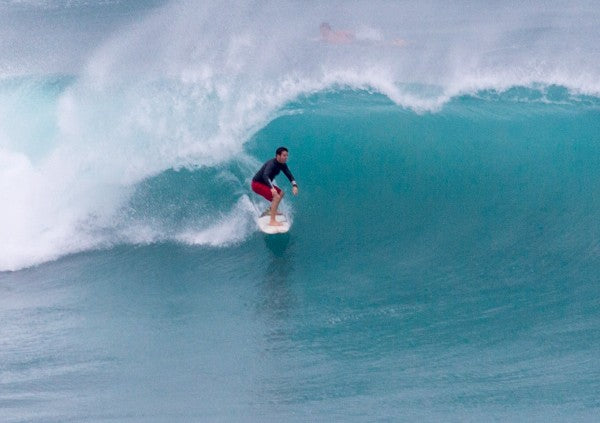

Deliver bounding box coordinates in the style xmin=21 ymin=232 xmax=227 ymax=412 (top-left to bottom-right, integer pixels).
xmin=269 ymin=220 xmax=284 ymax=226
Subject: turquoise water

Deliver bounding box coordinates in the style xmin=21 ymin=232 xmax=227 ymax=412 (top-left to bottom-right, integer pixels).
xmin=2 ymin=1 xmax=600 ymax=421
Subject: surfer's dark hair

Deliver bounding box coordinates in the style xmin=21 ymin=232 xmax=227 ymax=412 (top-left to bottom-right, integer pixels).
xmin=276 ymin=147 xmax=288 ymax=156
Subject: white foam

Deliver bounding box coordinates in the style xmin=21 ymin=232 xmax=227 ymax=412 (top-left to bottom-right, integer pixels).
xmin=0 ymin=149 xmax=105 ymax=271
xmin=175 ymin=196 xmax=257 ymax=247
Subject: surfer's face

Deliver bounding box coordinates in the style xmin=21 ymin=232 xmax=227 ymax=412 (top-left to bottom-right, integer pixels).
xmin=276 ymin=151 xmax=288 ymax=163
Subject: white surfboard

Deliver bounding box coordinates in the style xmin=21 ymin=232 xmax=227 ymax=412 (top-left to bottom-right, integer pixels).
xmin=257 ymin=212 xmax=291 ymax=234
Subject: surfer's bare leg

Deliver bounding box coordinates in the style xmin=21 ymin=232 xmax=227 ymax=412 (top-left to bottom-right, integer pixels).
xmin=270 ymin=190 xmax=284 ymax=226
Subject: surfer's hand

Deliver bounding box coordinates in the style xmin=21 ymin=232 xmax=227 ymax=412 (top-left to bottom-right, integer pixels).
xmin=292 ymin=186 xmax=298 ymax=196
xmin=271 ymin=187 xmax=278 ymax=197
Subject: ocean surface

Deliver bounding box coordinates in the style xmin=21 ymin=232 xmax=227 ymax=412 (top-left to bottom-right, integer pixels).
xmin=2 ymin=1 xmax=600 ymax=421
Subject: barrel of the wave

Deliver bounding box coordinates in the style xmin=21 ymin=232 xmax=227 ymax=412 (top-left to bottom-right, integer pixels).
xmin=251 ymin=147 xmax=298 ymax=234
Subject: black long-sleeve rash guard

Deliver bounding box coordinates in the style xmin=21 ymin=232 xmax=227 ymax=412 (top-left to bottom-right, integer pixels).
xmin=252 ymin=158 xmax=297 ymax=188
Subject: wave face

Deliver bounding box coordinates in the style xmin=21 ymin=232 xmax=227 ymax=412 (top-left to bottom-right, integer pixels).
xmin=2 ymin=0 xmax=600 ymax=271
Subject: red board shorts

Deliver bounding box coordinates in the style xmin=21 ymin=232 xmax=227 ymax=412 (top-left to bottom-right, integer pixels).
xmin=251 ymin=181 xmax=281 ymax=202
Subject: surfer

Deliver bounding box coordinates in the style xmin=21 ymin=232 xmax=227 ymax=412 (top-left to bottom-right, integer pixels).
xmin=251 ymin=147 xmax=299 ymax=226
xmin=319 ymin=22 xmax=354 ymax=44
